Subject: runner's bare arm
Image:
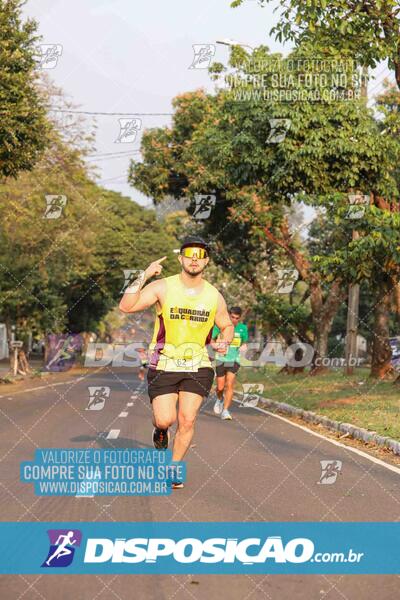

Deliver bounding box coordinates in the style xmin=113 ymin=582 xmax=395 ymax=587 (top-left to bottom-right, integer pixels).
xmin=210 ymin=321 xmax=220 ymax=349
xmin=119 ymin=256 xmax=166 ymax=313
xmin=214 ymin=293 xmax=234 ymax=353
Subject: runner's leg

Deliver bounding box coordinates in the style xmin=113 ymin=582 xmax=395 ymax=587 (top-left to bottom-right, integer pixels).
xmin=152 ymin=393 xmax=178 ymax=429
xmin=216 ymin=374 xmax=225 ymax=400
xmin=223 ymin=370 xmax=236 ymax=410
xmin=213 ymin=365 xmax=225 ymax=414
xmin=172 ymin=391 xmax=202 ymax=461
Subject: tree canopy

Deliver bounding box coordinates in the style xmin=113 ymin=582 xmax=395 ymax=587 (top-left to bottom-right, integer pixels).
xmin=0 ymin=0 xmax=50 ymax=178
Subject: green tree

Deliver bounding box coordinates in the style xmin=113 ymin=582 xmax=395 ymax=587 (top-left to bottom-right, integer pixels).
xmin=70 ymin=188 xmax=179 ymax=334
xmin=231 ymin=0 xmax=400 ymax=89
xmin=0 ymin=0 xmax=50 ymax=178
xmin=312 ymin=84 xmax=400 ymax=378
xmin=0 ymin=112 xmax=179 ymax=369
xmin=130 ymin=46 xmax=393 ymax=367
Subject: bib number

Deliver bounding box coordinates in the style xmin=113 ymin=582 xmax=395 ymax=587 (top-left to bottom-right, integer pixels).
xmin=174 ymin=358 xmax=198 ymax=372
xmin=231 ymin=335 xmax=241 ymax=348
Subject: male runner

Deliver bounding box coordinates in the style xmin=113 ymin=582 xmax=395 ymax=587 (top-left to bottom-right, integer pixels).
xmin=119 ymin=235 xmax=233 ymax=488
xmin=212 ymin=306 xmax=248 ymax=420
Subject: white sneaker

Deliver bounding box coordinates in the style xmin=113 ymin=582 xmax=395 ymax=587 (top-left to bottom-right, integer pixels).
xmin=213 ymin=398 xmax=224 ymax=415
xmin=221 ymin=409 xmax=232 ymax=420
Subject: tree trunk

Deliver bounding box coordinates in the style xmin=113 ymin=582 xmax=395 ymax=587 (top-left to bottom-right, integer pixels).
xmin=5 ymin=317 xmax=13 ymax=374
xmin=263 ymin=224 xmax=345 ymax=373
xmin=395 ymin=45 xmax=400 ymax=91
xmin=309 ymin=279 xmax=345 ymax=374
xmin=18 ymin=349 xmax=32 ymax=375
xmin=314 ymin=328 xmax=329 ymax=361
xmin=370 ymin=281 xmax=393 ymax=379
xmin=309 ymin=327 xmax=330 ymax=375
xmin=44 ymin=334 xmax=51 ymax=365
xmin=393 ymin=281 xmax=400 ymax=326
xmin=278 ymin=336 xmax=307 ymax=375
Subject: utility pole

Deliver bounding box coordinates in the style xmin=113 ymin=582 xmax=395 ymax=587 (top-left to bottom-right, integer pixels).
xmin=344 ymin=66 xmax=368 ymax=375
xmin=345 ymin=230 xmax=360 ymax=375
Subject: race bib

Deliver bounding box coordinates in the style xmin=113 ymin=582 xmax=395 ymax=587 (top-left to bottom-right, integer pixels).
xmin=174 ymin=357 xmax=198 ymax=372
xmin=230 ymin=334 xmax=241 ymax=348
xmin=161 ymin=356 xmax=199 ymax=373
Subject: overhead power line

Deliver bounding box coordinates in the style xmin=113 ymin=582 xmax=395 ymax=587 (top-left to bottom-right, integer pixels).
xmin=49 ymin=108 xmax=173 ymax=116
xmin=86 ymin=150 xmax=140 ymax=158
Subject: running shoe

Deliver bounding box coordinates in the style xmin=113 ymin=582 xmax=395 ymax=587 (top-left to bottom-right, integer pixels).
xmin=171 ymin=481 xmax=184 ymax=489
xmin=221 ymin=409 xmax=232 ymax=420
xmin=213 ymin=398 xmax=224 ymax=415
xmin=152 ymin=427 xmax=169 ymax=450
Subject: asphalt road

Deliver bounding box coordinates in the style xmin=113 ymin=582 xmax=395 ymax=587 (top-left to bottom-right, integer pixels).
xmin=0 ymin=367 xmax=399 ymax=600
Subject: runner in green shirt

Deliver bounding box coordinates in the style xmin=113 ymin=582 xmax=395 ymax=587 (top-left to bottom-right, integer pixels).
xmin=211 ymin=306 xmax=248 ymax=420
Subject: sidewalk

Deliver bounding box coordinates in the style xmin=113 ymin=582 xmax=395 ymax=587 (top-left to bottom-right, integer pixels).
xmin=0 ymin=358 xmax=45 ymax=377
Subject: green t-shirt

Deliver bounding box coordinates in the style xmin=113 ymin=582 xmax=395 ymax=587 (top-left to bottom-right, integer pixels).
xmin=212 ymin=322 xmax=249 ymax=364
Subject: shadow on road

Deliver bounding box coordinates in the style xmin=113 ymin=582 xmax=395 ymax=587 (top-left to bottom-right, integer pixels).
xmin=69 ymin=434 xmax=153 ymax=449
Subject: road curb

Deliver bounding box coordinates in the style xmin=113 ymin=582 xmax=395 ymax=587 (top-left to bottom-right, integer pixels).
xmin=236 ymin=393 xmax=400 ymax=457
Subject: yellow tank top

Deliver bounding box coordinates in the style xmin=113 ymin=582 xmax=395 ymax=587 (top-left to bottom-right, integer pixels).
xmin=149 ymin=274 xmax=219 ymax=372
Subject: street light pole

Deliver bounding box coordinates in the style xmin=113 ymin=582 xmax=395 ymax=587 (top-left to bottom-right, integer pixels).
xmin=216 ymin=38 xmax=253 ymax=51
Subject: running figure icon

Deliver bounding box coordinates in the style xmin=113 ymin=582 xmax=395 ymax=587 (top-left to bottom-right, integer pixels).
xmin=45 ymin=531 xmax=77 ymax=566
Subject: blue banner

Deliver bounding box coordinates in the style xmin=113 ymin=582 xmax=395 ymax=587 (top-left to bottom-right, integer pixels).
xmin=0 ymin=522 xmax=399 ymax=574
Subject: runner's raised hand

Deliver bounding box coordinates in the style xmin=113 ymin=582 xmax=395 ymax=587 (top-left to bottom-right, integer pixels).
xmin=145 ymin=256 xmax=167 ymax=279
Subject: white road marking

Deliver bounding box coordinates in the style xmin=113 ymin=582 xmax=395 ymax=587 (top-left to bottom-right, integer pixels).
xmin=233 ymin=399 xmax=400 ymax=476
xmin=119 ymin=411 xmax=128 ymax=418
xmin=127 ymin=402 xmax=133 ymax=407
xmin=106 ymin=429 xmax=120 ymax=439
xmin=0 ymin=379 xmax=77 ymax=398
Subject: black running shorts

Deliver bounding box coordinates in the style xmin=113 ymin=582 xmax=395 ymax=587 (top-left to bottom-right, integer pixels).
xmin=215 ymin=361 xmax=240 ymax=377
xmin=147 ymin=367 xmax=214 ymax=402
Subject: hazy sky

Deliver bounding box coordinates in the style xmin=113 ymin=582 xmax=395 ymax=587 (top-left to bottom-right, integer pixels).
xmin=25 ymin=0 xmax=392 ymax=207
xmin=25 ymin=0 xmax=286 ymax=204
